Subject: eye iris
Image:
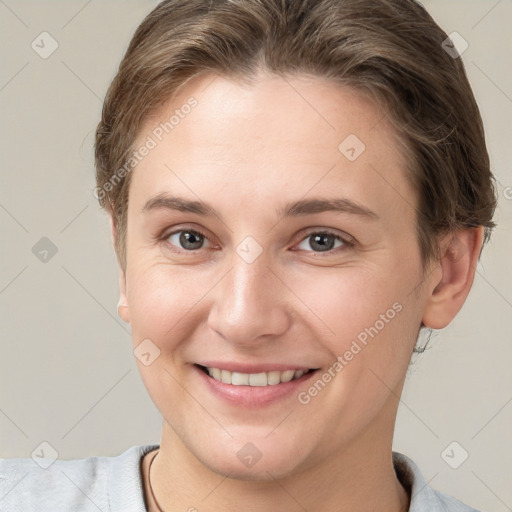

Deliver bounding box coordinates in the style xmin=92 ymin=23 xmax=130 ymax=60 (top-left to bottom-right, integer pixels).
xmin=180 ymin=231 xmax=204 ymax=250
xmin=310 ymin=233 xmax=335 ymax=252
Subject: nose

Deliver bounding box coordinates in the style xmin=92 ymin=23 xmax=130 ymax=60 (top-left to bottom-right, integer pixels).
xmin=207 ymin=253 xmax=292 ymax=347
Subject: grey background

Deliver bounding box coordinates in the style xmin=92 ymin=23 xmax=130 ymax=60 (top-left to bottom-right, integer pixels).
xmin=0 ymin=1 xmax=511 ymax=510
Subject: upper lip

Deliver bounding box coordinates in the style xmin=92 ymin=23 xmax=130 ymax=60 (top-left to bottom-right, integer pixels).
xmin=195 ymin=362 xmax=318 ymax=373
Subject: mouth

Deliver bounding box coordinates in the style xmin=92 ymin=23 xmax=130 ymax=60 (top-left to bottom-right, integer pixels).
xmin=196 ymin=364 xmax=318 ymax=387
xmin=193 ymin=360 xmax=323 ymax=407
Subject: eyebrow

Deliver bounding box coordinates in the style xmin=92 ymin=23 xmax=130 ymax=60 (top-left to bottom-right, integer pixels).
xmin=141 ymin=193 xmax=379 ymax=221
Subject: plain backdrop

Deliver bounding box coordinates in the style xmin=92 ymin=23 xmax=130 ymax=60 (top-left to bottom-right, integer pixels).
xmin=0 ymin=1 xmax=511 ymax=510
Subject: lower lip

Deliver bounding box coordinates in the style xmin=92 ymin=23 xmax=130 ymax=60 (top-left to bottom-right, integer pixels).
xmin=193 ymin=365 xmax=319 ymax=408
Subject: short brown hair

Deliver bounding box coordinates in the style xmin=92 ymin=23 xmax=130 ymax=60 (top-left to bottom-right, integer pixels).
xmin=95 ymin=0 xmax=497 ymax=272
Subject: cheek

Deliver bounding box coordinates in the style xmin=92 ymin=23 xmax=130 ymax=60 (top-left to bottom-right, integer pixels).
xmin=290 ymin=266 xmax=402 ymax=336
xmin=125 ymin=260 xmax=205 ymax=346
xmin=290 ymin=262 xmax=419 ymax=381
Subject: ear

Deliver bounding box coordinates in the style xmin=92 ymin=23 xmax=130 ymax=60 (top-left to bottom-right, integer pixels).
xmin=109 ymin=215 xmax=130 ymax=323
xmin=422 ymin=226 xmax=484 ymax=330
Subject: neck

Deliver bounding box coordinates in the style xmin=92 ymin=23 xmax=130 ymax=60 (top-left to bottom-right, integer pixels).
xmin=145 ymin=412 xmax=409 ymax=512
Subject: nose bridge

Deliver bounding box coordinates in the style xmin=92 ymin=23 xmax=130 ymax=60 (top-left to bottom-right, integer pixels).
xmin=207 ymin=248 xmax=290 ymax=344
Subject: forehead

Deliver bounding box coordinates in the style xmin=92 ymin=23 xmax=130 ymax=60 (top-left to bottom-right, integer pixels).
xmin=139 ymin=71 xmax=396 ymax=157
xmin=129 ymin=72 xmax=415 ymax=224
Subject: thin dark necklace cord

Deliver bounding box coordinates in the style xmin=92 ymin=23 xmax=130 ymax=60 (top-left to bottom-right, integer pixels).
xmin=147 ymin=450 xmax=165 ymax=512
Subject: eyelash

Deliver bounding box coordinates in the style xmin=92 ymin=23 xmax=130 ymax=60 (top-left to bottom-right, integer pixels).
xmin=158 ymin=226 xmax=355 ymax=256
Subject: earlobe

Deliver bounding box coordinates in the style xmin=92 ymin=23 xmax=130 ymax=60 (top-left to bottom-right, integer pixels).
xmin=422 ymin=227 xmax=484 ymax=330
xmin=117 ymin=268 xmax=130 ymax=323
xmin=110 ymin=214 xmax=130 ymax=323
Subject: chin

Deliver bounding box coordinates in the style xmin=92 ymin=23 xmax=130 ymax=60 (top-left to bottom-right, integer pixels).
xmin=203 ymin=455 xmax=303 ymax=482
xmin=191 ymin=435 xmax=312 ymax=481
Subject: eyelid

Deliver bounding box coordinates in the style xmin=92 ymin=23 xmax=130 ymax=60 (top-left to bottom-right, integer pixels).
xmin=298 ymin=227 xmax=354 ymax=244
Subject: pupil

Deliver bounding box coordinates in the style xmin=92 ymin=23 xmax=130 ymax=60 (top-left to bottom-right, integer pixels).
xmin=310 ymin=233 xmax=334 ymax=252
xmin=180 ymin=231 xmax=203 ymax=250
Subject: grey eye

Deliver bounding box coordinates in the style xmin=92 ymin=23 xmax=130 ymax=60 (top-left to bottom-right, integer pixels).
xmin=297 ymin=232 xmax=344 ymax=252
xmin=168 ymin=230 xmax=207 ymax=250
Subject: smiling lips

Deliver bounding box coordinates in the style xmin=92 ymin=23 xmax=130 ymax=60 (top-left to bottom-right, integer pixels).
xmin=195 ymin=363 xmax=321 ymax=407
xmin=196 ymin=364 xmax=317 ymax=387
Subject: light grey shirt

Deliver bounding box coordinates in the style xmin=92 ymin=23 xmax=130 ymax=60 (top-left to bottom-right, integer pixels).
xmin=0 ymin=445 xmax=480 ymax=511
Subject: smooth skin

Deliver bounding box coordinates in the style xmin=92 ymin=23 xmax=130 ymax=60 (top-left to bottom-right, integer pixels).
xmin=113 ymin=70 xmax=483 ymax=512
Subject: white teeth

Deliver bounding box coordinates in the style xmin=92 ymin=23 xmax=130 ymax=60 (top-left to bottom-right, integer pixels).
xmin=280 ymin=370 xmax=295 ymax=383
xmin=231 ymin=372 xmax=249 ymax=385
xmin=220 ymin=369 xmax=231 ymax=384
xmin=249 ymin=372 xmax=267 ymax=386
xmin=267 ymin=370 xmax=281 ymax=385
xmin=205 ymin=367 xmax=310 ymax=386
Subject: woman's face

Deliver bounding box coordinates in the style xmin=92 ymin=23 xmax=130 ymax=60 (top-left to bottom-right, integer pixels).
xmin=119 ymin=71 xmax=436 ymax=478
